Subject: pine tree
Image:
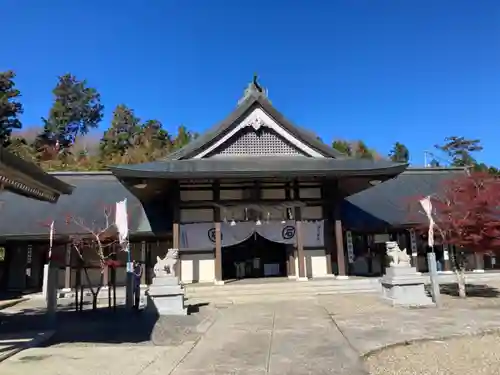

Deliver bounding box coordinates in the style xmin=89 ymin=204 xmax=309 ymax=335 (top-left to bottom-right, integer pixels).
xmin=38 ymin=74 xmax=103 ymax=152
xmin=0 ymin=71 xmax=23 ymax=146
xmin=100 ymin=105 xmax=141 ymax=157
xmin=389 ymin=142 xmax=410 ymax=162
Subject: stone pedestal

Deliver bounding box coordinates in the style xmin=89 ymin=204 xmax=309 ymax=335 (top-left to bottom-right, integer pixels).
xmin=380 ymin=266 xmax=434 ymax=307
xmin=146 ymin=276 xmax=187 ymax=316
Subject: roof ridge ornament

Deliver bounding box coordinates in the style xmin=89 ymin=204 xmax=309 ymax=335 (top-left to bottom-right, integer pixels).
xmin=238 ymin=74 xmax=269 ymax=105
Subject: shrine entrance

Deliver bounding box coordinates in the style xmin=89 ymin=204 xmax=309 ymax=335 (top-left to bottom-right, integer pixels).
xmin=221 ymin=233 xmax=289 ymax=280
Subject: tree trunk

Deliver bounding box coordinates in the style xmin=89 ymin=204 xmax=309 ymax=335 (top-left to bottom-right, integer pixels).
xmin=75 ymin=266 xmax=81 ymax=312
xmin=83 ymin=267 xmax=103 ymax=311
xmin=450 ymin=246 xmax=467 ymax=298
xmin=79 ymin=283 xmax=84 ymax=311
xmin=455 ymin=268 xmax=467 ymax=298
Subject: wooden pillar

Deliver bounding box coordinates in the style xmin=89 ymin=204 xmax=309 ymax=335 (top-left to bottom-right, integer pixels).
xmin=102 ymin=242 xmax=110 ymax=288
xmin=321 ymin=182 xmax=333 ymax=275
xmin=293 ymin=180 xmax=306 ymax=279
xmin=409 ymin=228 xmax=418 ymax=271
xmin=64 ymin=243 xmax=72 ymax=290
xmin=334 ymin=219 xmax=346 ymax=277
xmin=172 ymin=182 xmax=181 ymax=279
xmin=213 ymin=180 xmax=223 ymax=284
xmin=103 ymin=264 xmax=109 ymax=288
xmin=332 ymin=180 xmax=346 ymax=278
xmin=287 ymin=248 xmax=296 ymax=277
xmin=474 ymin=252 xmax=485 ymax=272
xmin=296 ymin=220 xmax=306 ymax=279
xmin=215 ymin=222 xmax=222 ymax=283
xmin=442 ymin=243 xmax=452 ymax=272
xmin=285 ymin=183 xmax=296 ymax=278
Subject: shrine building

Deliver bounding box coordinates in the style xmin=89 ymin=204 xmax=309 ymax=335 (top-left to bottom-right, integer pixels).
xmin=0 ymin=78 xmax=489 ymax=293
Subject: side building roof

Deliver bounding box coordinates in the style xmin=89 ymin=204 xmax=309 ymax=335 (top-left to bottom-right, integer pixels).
xmin=0 ymin=172 xmax=164 ymax=240
xmin=344 ymin=167 xmax=466 ymax=229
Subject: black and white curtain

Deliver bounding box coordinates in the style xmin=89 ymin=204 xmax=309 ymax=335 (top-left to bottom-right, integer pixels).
xmin=180 ymin=220 xmax=324 ymax=250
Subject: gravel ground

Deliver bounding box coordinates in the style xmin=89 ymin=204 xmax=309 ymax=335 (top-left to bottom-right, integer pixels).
xmin=366 ymin=332 xmax=500 ymax=375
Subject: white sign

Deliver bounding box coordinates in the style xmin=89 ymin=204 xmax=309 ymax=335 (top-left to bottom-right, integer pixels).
xmin=409 ymin=228 xmax=418 ymax=257
xmin=346 ymin=231 xmax=354 ymax=263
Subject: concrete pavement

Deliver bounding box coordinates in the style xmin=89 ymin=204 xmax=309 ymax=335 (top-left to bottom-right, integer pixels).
xmin=0 ymin=331 xmax=54 ymax=362
xmin=3 ymin=289 xmax=500 ymax=374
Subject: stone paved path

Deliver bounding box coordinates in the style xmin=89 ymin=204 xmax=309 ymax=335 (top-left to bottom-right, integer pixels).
xmin=169 ymin=301 xmax=366 ymax=374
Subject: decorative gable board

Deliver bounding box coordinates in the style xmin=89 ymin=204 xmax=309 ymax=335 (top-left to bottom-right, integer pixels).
xmin=192 ymin=108 xmax=325 ymax=159
xmin=206 ymin=127 xmax=304 ymax=157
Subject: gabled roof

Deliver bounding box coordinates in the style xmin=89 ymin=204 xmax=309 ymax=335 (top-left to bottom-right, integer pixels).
xmin=109 ymin=82 xmax=409 ymax=181
xmin=0 ymin=147 xmax=74 ymax=202
xmin=165 ymin=92 xmax=346 ymax=160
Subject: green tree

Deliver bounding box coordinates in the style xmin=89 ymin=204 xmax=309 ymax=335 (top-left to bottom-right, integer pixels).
xmin=173 ymin=125 xmax=194 ymax=150
xmin=389 ymin=142 xmax=410 ymax=163
xmin=39 ymin=74 xmax=104 ymax=151
xmin=100 ymin=105 xmax=141 ymax=157
xmin=332 ymin=140 xmax=352 ymax=156
xmin=140 ymin=119 xmax=172 ymax=149
xmin=435 ymin=136 xmax=482 ymax=167
xmin=0 ymin=71 xmax=23 ymax=146
xmin=354 ymin=140 xmax=373 ymax=159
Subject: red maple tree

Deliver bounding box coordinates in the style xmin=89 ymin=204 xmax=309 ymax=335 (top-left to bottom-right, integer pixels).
xmin=427 ymin=172 xmax=500 ymax=252
xmin=409 ymin=171 xmax=500 ymax=297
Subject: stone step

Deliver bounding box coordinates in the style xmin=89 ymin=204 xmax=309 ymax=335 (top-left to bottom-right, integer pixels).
xmin=185 ymin=279 xmax=381 ymax=298
xmin=185 ymin=288 xmax=379 ymax=305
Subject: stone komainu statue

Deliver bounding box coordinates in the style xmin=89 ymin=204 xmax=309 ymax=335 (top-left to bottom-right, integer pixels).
xmin=385 ymin=241 xmax=411 ymax=267
xmin=154 ymin=248 xmax=179 ymax=277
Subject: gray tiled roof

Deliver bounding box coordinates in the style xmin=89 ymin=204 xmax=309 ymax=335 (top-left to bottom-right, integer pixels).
xmin=110 ymin=156 xmax=408 ymax=180
xmin=0 ymin=172 xmax=154 ymax=239
xmin=159 ymin=94 xmax=346 ymax=160
xmin=346 ymin=167 xmax=466 ymax=227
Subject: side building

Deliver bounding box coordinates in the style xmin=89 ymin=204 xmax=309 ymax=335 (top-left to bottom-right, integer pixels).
xmin=0 ymin=147 xmax=74 ymax=292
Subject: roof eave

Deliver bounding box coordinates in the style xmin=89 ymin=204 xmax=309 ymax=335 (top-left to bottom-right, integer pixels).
xmin=109 ymin=163 xmax=407 ymax=180
xmin=0 ymin=148 xmax=75 ymax=196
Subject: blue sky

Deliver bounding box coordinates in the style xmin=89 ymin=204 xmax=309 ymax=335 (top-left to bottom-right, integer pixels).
xmin=2 ymin=1 xmax=499 ymax=166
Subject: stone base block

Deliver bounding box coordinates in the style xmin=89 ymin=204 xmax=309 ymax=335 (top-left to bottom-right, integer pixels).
xmin=147 ymin=276 xmax=187 ymax=316
xmin=381 ymin=266 xmax=435 ymax=308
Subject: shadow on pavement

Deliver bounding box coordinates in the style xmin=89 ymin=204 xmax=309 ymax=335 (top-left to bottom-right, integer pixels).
xmin=439 ymin=283 xmax=500 ymax=298
xmin=0 ymin=301 xmax=213 ymax=347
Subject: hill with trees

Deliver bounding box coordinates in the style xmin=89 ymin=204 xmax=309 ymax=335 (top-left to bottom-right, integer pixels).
xmin=1 ymin=70 xmax=497 ymax=174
